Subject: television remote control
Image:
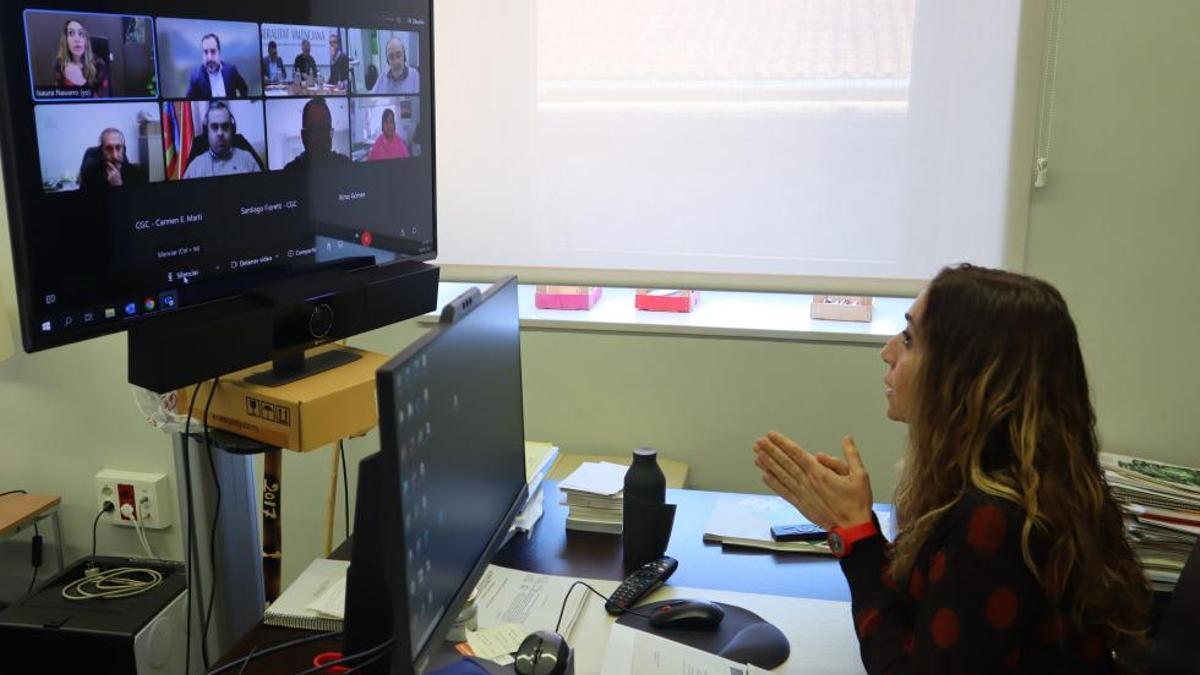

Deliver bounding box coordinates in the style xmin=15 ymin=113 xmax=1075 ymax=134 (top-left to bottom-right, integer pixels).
xmin=604 ymin=556 xmax=678 ymax=615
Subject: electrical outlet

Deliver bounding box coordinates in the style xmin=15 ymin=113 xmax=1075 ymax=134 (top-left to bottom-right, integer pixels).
xmin=95 ymin=469 xmax=173 ymax=530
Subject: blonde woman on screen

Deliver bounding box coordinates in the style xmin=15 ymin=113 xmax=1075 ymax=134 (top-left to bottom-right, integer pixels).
xmin=53 ymin=19 xmax=110 ymax=97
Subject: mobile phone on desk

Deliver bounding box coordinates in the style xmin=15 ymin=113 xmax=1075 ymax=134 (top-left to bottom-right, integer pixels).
xmin=770 ymin=523 xmax=827 ymax=542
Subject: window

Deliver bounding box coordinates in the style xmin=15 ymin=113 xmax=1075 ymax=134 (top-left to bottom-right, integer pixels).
xmin=434 ymin=1 xmax=1039 ymax=289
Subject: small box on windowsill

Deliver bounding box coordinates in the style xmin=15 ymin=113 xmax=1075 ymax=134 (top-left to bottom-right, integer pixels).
xmin=635 ymin=289 xmax=700 ymax=313
xmin=534 ymin=285 xmax=602 ymax=310
xmin=810 ymin=295 xmax=873 ymax=322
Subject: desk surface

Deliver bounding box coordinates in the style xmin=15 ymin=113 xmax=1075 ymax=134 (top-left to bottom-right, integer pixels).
xmin=218 ymin=481 xmax=853 ymax=673
xmin=0 ymin=494 xmax=60 ymax=538
xmin=494 ymin=482 xmax=853 ymax=602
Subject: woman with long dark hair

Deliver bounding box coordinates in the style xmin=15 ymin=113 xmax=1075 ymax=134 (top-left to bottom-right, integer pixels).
xmin=754 ymin=264 xmax=1148 ymax=673
xmin=53 ymin=19 xmax=110 ymax=97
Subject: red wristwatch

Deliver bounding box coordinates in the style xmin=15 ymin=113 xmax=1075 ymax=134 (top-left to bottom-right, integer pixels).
xmin=828 ymin=520 xmax=879 ymax=558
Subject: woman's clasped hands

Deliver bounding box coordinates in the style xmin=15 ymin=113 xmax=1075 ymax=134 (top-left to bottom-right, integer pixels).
xmin=752 ymin=431 xmax=875 ymax=530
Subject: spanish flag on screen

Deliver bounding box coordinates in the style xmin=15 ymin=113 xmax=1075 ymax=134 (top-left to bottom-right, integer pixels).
xmin=163 ymin=102 xmax=194 ymax=180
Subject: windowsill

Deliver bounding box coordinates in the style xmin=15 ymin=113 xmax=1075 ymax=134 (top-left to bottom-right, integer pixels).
xmin=419 ymin=282 xmax=911 ymax=345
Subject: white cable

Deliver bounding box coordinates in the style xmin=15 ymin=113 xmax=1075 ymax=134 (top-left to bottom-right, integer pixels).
xmin=122 ymin=503 xmax=156 ymax=559
xmin=134 ymin=514 xmax=156 ymax=559
xmin=62 ymin=566 xmax=164 ymax=601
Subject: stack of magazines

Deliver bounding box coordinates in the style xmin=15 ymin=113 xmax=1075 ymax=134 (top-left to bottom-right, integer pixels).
xmin=1100 ymin=452 xmax=1200 ymax=590
xmin=559 ymin=461 xmax=626 ymax=534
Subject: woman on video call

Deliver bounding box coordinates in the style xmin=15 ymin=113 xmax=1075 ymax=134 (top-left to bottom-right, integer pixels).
xmin=367 ymin=108 xmax=409 ymax=161
xmin=754 ymin=264 xmax=1147 ymax=673
xmin=53 ymin=19 xmax=110 ymax=97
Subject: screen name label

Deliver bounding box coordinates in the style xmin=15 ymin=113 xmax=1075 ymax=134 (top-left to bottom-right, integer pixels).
xmin=135 ymin=212 xmax=204 ymax=230
xmin=241 ymin=200 xmax=300 ymax=217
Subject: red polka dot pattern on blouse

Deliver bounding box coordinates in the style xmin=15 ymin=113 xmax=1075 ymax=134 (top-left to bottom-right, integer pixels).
xmin=967 ymin=505 xmax=1007 ymax=553
xmin=928 ymin=550 xmax=947 ymax=582
xmin=986 ymin=586 xmax=1019 ymax=630
xmin=931 ymin=608 xmax=960 ymax=649
xmin=908 ymin=567 xmax=927 ymax=601
xmin=856 ymin=607 xmax=881 ymax=638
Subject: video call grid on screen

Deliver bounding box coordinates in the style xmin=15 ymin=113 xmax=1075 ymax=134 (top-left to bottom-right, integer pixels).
xmin=2 ymin=1 xmax=434 ymax=352
xmin=23 ymin=8 xmax=424 ymax=193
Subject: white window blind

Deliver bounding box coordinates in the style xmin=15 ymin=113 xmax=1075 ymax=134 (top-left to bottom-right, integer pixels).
xmin=433 ymin=1 xmax=1037 ymax=288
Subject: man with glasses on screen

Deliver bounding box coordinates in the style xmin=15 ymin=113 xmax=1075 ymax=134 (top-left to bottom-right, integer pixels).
xmin=371 ymin=36 xmax=419 ymax=94
xmin=328 ymin=33 xmax=350 ymax=90
xmin=183 ymin=101 xmax=261 ymax=178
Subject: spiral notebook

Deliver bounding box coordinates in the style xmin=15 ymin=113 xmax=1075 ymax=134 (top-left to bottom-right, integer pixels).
xmin=263 ymin=558 xmax=349 ymax=631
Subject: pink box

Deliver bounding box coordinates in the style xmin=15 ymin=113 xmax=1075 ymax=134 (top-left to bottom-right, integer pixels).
xmin=534 ymin=285 xmax=602 ymax=310
xmin=635 ymin=289 xmax=700 ymax=313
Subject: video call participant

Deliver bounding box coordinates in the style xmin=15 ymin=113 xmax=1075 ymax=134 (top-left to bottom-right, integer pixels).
xmin=283 ymin=98 xmax=351 ymax=171
xmin=371 ymin=37 xmax=419 ymax=94
xmin=54 ymin=19 xmax=110 ymax=97
xmin=183 ymin=101 xmax=262 ymax=178
xmin=753 ymin=265 xmax=1148 ymax=674
xmin=262 ymin=40 xmax=287 ymax=85
xmin=186 ymin=33 xmax=249 ymax=98
xmin=293 ymin=39 xmax=318 ymax=82
xmin=80 ymin=128 xmax=146 ymax=190
xmin=366 ymin=108 xmax=409 ymax=161
xmin=328 ymin=33 xmax=350 ymax=90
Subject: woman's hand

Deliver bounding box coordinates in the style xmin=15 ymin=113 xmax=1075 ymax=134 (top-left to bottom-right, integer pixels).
xmin=64 ymin=63 xmax=85 ymax=85
xmin=753 ymin=431 xmax=875 ymax=529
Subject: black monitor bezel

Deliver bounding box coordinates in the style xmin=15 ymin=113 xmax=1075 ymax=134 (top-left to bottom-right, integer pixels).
xmin=345 ymin=276 xmax=528 ymax=674
xmin=0 ymin=0 xmax=438 ymax=354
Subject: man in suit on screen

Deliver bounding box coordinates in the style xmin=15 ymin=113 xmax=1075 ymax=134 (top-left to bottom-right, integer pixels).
xmin=186 ymin=33 xmax=249 ymax=98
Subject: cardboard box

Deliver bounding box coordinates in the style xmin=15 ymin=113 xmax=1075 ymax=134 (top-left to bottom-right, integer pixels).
xmin=810 ymin=295 xmax=873 ymax=322
xmin=534 ymin=285 xmax=602 ymax=310
xmin=174 ymin=345 xmax=388 ymax=452
xmin=635 ymin=289 xmax=700 ymax=313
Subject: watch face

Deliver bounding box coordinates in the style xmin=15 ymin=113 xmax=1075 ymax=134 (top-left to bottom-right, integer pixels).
xmin=829 ymin=532 xmax=845 ymax=556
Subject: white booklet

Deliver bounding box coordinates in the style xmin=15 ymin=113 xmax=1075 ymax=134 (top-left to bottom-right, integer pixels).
xmin=263 ymin=558 xmax=349 ymax=631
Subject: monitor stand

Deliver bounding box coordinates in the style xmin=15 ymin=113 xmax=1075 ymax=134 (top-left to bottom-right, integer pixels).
xmin=243 ymin=345 xmax=362 ymax=387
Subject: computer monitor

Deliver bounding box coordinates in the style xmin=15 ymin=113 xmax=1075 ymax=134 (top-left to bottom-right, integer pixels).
xmin=0 ymin=1 xmax=437 ymax=387
xmin=345 ymin=276 xmax=528 ymax=674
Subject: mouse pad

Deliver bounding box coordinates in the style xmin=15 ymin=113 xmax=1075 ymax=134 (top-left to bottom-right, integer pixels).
xmin=615 ymin=600 xmax=771 ymax=661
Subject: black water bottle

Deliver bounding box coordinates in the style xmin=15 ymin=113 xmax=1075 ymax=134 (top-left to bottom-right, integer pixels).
xmin=623 ymin=447 xmax=674 ymax=570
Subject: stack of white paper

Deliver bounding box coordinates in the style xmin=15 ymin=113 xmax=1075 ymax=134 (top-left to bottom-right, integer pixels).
xmin=559 ymin=461 xmax=627 ymax=534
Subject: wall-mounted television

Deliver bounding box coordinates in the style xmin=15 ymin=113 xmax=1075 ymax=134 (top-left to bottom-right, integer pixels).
xmin=0 ymin=0 xmax=438 ymax=389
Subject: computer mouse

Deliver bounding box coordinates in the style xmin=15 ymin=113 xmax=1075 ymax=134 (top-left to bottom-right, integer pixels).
xmin=718 ymin=621 xmax=791 ymax=669
xmin=513 ymin=629 xmax=571 ymax=675
xmin=647 ymin=599 xmax=725 ymax=630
